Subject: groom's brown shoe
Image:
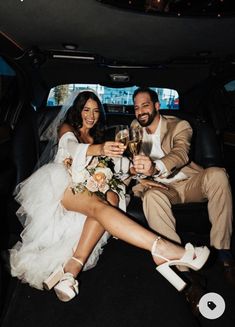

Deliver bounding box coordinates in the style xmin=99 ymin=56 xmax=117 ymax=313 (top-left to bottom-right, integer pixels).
xmin=222 ymin=259 xmax=235 ymax=287
xmin=182 ymin=272 xmax=207 ymax=317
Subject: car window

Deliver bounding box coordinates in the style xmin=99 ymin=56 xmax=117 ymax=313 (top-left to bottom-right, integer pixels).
xmin=224 ymin=80 xmax=235 ymax=132
xmin=47 ymin=84 xmax=179 ymax=110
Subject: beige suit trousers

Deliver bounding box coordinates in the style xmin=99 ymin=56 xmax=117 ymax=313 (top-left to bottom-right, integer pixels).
xmin=142 ymin=167 xmax=233 ymax=249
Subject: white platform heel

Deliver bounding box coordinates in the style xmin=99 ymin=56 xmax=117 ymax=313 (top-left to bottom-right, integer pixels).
xmin=43 ymin=241 xmax=81 ymax=290
xmin=43 ymin=266 xmax=64 ymax=290
xmin=152 ymin=237 xmax=210 ymax=291
xmin=53 ymin=272 xmax=79 ymax=302
xmin=53 ymin=257 xmax=83 ymax=302
xmin=43 ymin=256 xmax=83 ymax=291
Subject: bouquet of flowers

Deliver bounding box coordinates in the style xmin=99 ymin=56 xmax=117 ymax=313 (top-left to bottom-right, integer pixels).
xmin=64 ymin=156 xmax=124 ymax=199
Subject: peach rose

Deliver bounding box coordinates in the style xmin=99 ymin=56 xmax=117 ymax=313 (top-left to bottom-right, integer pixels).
xmin=93 ymin=172 xmax=106 ymax=184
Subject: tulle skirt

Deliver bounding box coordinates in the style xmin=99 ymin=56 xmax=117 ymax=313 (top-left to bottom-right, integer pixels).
xmin=10 ymin=162 xmax=110 ymax=290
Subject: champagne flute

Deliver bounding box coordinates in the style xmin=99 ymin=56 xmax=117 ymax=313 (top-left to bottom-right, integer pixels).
xmin=114 ymin=125 xmax=129 ymax=178
xmin=128 ymin=125 xmax=143 ymax=179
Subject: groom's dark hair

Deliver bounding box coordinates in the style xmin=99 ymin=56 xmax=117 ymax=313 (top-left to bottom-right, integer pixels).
xmin=133 ymin=87 xmax=159 ymax=104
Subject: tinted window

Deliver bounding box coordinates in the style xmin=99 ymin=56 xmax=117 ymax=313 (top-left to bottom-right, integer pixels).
xmin=224 ymin=80 xmax=235 ymax=132
xmin=47 ymin=84 xmax=179 ymax=110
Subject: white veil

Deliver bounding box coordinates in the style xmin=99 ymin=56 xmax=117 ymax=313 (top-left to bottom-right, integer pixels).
xmin=36 ymin=88 xmax=101 ymax=169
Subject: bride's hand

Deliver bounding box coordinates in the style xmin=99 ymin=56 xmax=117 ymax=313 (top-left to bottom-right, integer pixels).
xmin=102 ymin=141 xmax=126 ymax=157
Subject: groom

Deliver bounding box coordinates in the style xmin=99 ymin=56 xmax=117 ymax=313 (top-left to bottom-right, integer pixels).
xmin=130 ymin=86 xmax=235 ymax=314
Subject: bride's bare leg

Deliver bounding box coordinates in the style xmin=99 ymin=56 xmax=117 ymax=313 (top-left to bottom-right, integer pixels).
xmin=64 ymin=190 xmax=119 ymax=277
xmin=64 ymin=217 xmax=105 ymax=276
xmin=62 ymin=188 xmax=185 ymax=265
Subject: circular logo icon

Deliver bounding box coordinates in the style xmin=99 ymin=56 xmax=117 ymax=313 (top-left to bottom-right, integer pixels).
xmin=198 ymin=292 xmax=225 ymax=319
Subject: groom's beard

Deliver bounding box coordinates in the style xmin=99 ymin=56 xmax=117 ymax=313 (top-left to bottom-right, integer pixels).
xmin=137 ymin=109 xmax=157 ymax=127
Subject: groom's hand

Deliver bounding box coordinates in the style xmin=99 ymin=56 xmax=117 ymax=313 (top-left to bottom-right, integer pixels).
xmin=133 ymin=155 xmax=156 ymax=176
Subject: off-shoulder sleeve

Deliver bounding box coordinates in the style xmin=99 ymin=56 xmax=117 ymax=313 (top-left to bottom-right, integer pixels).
xmin=56 ymin=132 xmax=92 ymax=182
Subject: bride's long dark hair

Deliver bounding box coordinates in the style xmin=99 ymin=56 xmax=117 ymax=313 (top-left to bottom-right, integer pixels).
xmin=63 ymin=91 xmax=106 ymax=143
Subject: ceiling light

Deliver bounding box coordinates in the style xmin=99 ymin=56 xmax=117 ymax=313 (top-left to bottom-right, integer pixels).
xmin=109 ymin=73 xmax=130 ymax=82
xmin=62 ymin=43 xmax=78 ymax=50
xmin=53 ymin=54 xmax=95 ymax=60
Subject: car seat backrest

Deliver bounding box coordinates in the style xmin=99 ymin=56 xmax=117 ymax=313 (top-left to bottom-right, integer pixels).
xmin=11 ymin=106 xmax=40 ymax=187
xmin=160 ymin=110 xmax=223 ymax=168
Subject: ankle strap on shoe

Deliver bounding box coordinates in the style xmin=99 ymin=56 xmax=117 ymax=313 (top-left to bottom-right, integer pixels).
xmin=151 ymin=236 xmax=171 ymax=263
xmin=71 ymin=257 xmax=84 ymax=267
xmin=151 ymin=236 xmax=161 ymax=256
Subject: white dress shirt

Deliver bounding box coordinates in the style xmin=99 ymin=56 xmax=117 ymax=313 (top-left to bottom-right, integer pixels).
xmin=142 ymin=117 xmax=188 ymax=184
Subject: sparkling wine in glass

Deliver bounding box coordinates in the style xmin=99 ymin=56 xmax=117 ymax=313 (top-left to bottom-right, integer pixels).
xmin=128 ymin=125 xmax=143 ymax=179
xmin=115 ymin=126 xmax=129 ymax=146
xmin=128 ymin=139 xmax=142 ymax=156
xmin=115 ymin=125 xmax=129 ymax=177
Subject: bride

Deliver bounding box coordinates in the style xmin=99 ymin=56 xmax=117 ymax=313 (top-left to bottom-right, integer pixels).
xmin=10 ymin=90 xmax=210 ymax=302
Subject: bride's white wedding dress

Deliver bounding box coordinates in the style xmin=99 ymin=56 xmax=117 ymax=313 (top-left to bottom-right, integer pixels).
xmin=10 ymin=132 xmax=126 ymax=290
